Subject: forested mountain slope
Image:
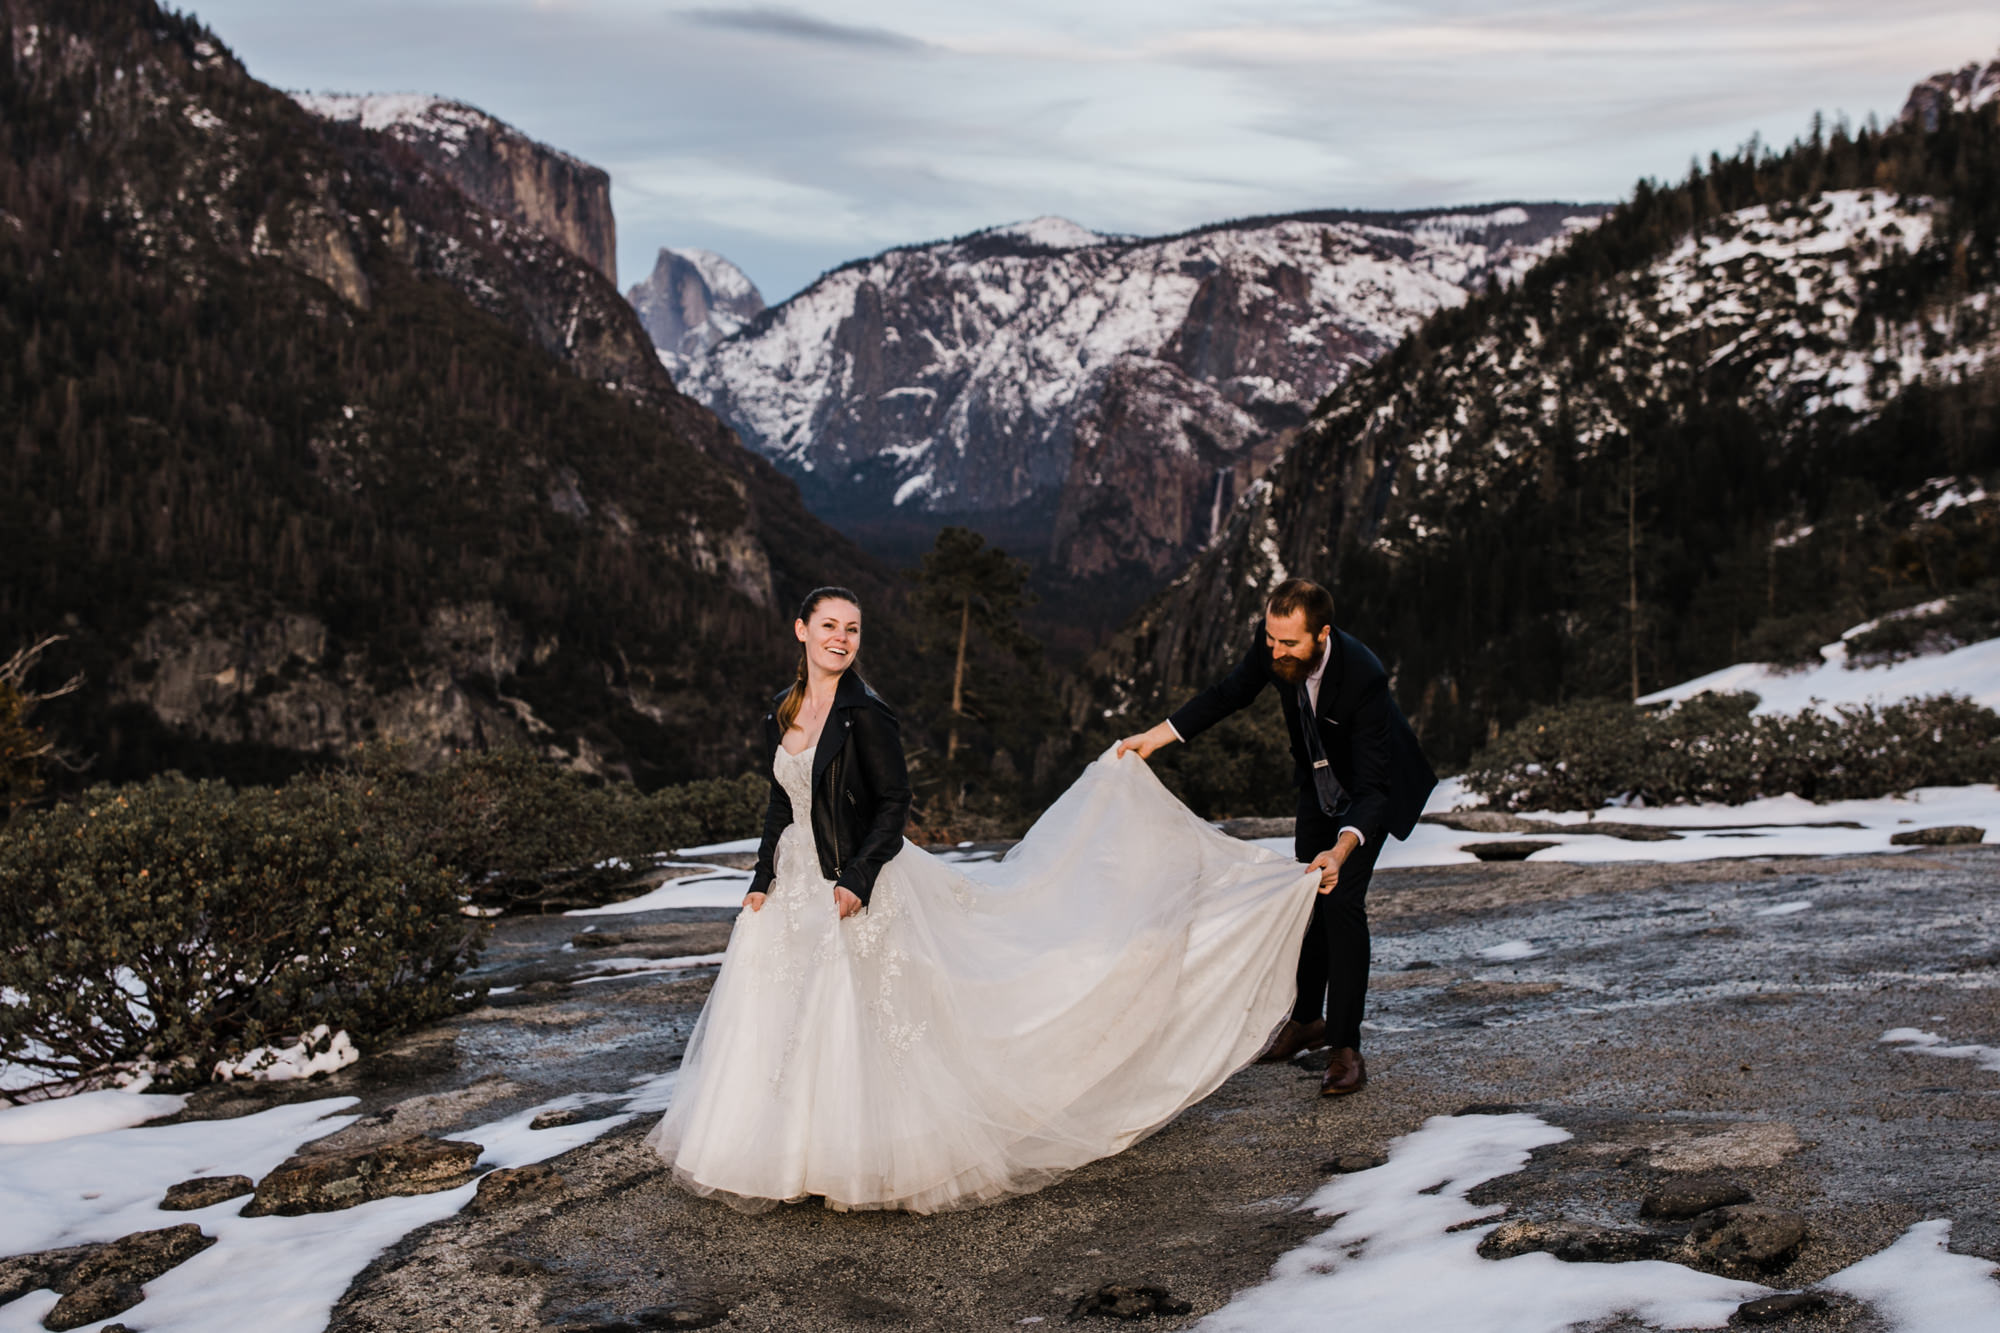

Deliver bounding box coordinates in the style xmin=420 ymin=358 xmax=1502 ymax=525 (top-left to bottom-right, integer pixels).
xmin=1088 ymin=103 xmax=2000 ymax=766
xmin=0 ymin=0 xmax=897 ymax=787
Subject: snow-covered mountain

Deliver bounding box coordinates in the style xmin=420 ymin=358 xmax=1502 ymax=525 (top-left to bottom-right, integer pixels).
xmin=1899 ymin=50 xmax=2000 ymax=131
xmin=294 ymin=92 xmax=618 ymax=284
xmin=1087 ymin=150 xmax=2000 ymax=763
xmin=667 ymin=205 xmax=1604 ymax=584
xmin=629 ymin=247 xmax=766 ymax=362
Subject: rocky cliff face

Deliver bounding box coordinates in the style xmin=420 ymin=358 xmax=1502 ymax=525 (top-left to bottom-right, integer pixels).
xmin=1 ymin=0 xmax=896 ymax=786
xmin=629 ymin=247 xmax=766 ymax=363
xmin=1898 ymin=51 xmax=2000 ymax=131
xmin=668 ymin=207 xmax=1603 ymax=603
xmin=295 ymin=92 xmax=619 ymax=286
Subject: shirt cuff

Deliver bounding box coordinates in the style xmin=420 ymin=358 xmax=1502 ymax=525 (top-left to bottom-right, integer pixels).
xmin=1166 ymin=718 xmax=1184 ymax=743
xmin=1339 ymin=825 xmax=1366 ymax=848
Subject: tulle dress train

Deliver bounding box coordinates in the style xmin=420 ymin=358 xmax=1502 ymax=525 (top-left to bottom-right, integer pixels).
xmin=643 ymin=746 xmax=1319 ymax=1213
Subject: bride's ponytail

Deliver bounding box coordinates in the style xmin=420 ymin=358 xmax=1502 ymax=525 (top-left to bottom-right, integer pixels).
xmin=776 ymin=644 xmax=810 ymax=735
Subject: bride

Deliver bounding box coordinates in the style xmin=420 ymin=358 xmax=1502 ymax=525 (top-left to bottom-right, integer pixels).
xmin=644 ymin=587 xmax=1321 ymax=1213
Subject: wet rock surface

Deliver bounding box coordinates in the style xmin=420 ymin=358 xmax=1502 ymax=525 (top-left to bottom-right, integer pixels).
xmin=244 ymin=1135 xmax=484 ymax=1216
xmin=40 ymin=846 xmax=1981 ymax=1333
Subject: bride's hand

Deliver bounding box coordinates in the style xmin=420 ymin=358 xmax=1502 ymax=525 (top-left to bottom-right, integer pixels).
xmin=1115 ymin=721 xmax=1178 ymax=760
xmin=833 ymin=886 xmax=863 ymax=919
xmin=743 ymin=891 xmax=767 ymax=912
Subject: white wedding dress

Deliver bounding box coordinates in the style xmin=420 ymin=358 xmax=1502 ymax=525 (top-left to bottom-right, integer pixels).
xmin=643 ymin=745 xmax=1319 ymax=1214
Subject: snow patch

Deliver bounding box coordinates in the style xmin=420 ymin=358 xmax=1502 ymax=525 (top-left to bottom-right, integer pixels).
xmin=0 ymin=1089 xmax=187 ymax=1145
xmin=1638 ymin=634 xmax=2000 ymax=716
xmin=1201 ymin=1112 xmax=1766 ymax=1333
xmin=1478 ymin=940 xmax=1542 ymax=961
xmin=1879 ymin=1027 xmax=2000 ymax=1074
xmin=986 ymin=216 xmax=1105 ymax=250
xmin=1821 ymin=1219 xmax=2000 ymax=1331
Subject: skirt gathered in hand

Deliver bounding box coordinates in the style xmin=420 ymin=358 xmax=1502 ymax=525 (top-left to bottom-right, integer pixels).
xmin=643 ymin=745 xmax=1319 ymax=1214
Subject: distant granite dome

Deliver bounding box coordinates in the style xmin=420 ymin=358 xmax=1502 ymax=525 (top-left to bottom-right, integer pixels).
xmin=294 ymin=92 xmax=618 ymax=284
xmin=628 ymin=247 xmax=766 ymax=367
xmin=1898 ymin=52 xmax=2000 ymax=132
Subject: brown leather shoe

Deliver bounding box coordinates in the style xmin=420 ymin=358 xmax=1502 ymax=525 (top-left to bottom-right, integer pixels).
xmin=1256 ymin=1018 xmax=1327 ymax=1064
xmin=1319 ymin=1047 xmax=1368 ymax=1096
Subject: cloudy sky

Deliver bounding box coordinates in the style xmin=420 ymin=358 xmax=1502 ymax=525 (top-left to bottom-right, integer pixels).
xmin=191 ymin=1 xmax=1997 ymax=301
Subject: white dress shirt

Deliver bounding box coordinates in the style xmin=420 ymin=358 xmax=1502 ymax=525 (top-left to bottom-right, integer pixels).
xmin=1303 ymin=642 xmax=1367 ymax=849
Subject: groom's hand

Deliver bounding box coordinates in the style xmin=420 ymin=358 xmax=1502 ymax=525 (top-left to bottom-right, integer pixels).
xmin=1309 ymin=832 xmax=1362 ymax=894
xmin=1116 ymin=721 xmax=1179 ymax=760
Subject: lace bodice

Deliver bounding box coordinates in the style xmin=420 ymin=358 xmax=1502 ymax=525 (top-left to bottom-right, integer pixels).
xmin=774 ymin=743 xmax=815 ymax=818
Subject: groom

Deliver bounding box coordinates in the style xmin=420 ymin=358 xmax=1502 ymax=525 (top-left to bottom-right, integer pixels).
xmin=1119 ymin=578 xmax=1436 ymax=1096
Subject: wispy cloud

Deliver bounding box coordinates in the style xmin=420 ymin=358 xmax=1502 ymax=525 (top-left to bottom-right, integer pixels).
xmin=681 ymin=5 xmax=930 ymax=52
xmin=186 ymin=0 xmax=1999 ymax=301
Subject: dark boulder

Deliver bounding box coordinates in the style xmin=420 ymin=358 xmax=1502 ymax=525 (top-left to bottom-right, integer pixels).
xmin=43 ymin=1224 xmax=215 ymax=1330
xmin=1683 ymin=1205 xmax=1807 ymax=1276
xmin=244 ymin=1134 xmax=483 ymax=1216
xmin=1071 ymin=1284 xmax=1194 ymax=1319
xmin=159 ymin=1175 xmax=255 ymax=1211
xmin=468 ymin=1164 xmax=564 ymax=1214
xmin=1889 ymin=826 xmax=1985 ymax=846
xmin=1734 ymin=1291 xmax=1828 ymax=1324
xmin=1640 ymin=1179 xmax=1752 ymax=1220
xmin=1478 ymin=1218 xmax=1677 ymax=1263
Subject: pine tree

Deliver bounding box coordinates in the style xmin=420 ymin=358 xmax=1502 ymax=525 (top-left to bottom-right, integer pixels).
xmin=911 ymin=527 xmax=1035 ymax=806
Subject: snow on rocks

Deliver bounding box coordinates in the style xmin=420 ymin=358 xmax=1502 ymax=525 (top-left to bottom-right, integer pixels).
xmin=1199 ymin=1112 xmax=1768 ymax=1333
xmin=212 ymin=1025 xmax=358 ymax=1083
xmin=1639 ymin=629 xmax=2000 ymax=716
xmin=1257 ymin=782 xmax=2000 ymax=869
xmin=0 ymin=1083 xmax=647 ymax=1333
xmin=1205 ymin=1111 xmax=1999 ymax=1331
xmin=569 ymin=869 xmax=753 ymax=915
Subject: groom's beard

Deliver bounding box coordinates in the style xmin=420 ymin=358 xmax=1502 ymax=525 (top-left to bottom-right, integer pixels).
xmin=1270 ymin=641 xmax=1324 ymax=686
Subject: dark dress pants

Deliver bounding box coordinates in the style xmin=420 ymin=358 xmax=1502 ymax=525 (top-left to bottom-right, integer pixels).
xmin=1292 ymin=791 xmax=1383 ymax=1051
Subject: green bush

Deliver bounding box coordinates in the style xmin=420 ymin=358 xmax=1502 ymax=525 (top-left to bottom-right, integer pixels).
xmin=310 ymin=746 xmax=767 ymax=912
xmin=0 ymin=683 xmax=45 ymax=813
xmin=1145 ymin=704 xmax=1301 ymax=820
xmin=0 ymin=776 xmax=482 ymax=1096
xmin=1465 ymin=691 xmax=2000 ymax=810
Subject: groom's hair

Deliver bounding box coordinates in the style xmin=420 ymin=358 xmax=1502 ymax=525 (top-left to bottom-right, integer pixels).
xmin=1266 ymin=578 xmax=1334 ymax=636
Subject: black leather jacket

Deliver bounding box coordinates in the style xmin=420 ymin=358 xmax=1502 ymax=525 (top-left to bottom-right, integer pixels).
xmin=748 ymin=670 xmax=912 ymax=906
